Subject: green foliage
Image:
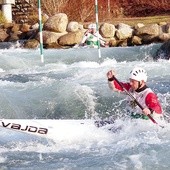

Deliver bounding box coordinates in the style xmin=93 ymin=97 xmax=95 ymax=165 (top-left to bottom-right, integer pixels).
xmin=0 ymin=11 xmax=7 ymax=24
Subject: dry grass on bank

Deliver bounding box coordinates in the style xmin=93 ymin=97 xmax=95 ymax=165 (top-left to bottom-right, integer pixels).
xmin=109 ymin=15 xmax=170 ymax=26
xmin=81 ymin=15 xmax=170 ymax=28
xmin=112 ymin=15 xmax=170 ymax=26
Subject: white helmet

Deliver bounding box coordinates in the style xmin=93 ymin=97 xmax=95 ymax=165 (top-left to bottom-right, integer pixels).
xmin=129 ymin=67 xmax=147 ymax=82
xmin=88 ymin=23 xmax=96 ymax=29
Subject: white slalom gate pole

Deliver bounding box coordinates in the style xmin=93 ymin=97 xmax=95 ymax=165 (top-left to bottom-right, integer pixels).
xmin=95 ymin=0 xmax=101 ymax=58
xmin=38 ymin=0 xmax=44 ymax=63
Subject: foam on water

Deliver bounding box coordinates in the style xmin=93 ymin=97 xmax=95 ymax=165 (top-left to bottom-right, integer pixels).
xmin=0 ymin=118 xmax=169 ymax=170
xmin=0 ymin=43 xmax=169 ymax=169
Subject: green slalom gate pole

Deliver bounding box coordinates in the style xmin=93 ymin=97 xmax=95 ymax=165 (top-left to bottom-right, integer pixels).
xmin=95 ymin=0 xmax=101 ymax=58
xmin=38 ymin=0 xmax=44 ymax=63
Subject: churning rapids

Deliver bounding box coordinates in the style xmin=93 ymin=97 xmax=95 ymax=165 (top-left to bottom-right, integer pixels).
xmin=0 ymin=43 xmax=170 ymax=170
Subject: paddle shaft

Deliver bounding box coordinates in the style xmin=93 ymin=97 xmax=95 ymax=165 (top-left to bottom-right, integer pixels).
xmin=113 ymin=76 xmax=163 ymax=127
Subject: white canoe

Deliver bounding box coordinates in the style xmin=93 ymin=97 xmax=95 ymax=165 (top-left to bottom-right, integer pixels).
xmin=0 ymin=119 xmax=107 ymax=142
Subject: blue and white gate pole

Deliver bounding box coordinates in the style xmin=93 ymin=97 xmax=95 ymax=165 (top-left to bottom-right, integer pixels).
xmin=95 ymin=0 xmax=101 ymax=58
xmin=38 ymin=0 xmax=44 ymax=63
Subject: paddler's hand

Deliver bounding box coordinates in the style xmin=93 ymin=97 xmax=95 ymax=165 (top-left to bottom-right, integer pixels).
xmin=104 ymin=42 xmax=109 ymax=47
xmin=85 ymin=29 xmax=91 ymax=35
xmin=107 ymin=70 xmax=116 ymax=79
xmin=107 ymin=70 xmax=116 ymax=82
xmin=142 ymin=108 xmax=151 ymax=116
xmin=79 ymin=43 xmax=85 ymax=46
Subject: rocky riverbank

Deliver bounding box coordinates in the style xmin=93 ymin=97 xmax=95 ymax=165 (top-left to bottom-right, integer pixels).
xmin=0 ymin=13 xmax=170 ymax=50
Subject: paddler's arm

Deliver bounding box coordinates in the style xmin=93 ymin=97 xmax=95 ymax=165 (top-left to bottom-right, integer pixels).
xmin=145 ymin=93 xmax=162 ymax=114
xmin=79 ymin=30 xmax=92 ymax=46
xmin=107 ymin=70 xmax=131 ymax=92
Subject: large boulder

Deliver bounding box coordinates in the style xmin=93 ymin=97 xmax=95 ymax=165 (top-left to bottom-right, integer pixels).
xmin=20 ymin=24 xmax=30 ymax=33
xmin=36 ymin=31 xmax=67 ymax=44
xmin=131 ymin=35 xmax=142 ymax=45
xmin=67 ymin=21 xmax=79 ymax=32
xmin=11 ymin=24 xmax=20 ymax=32
xmin=135 ymin=24 xmax=161 ymax=44
xmin=23 ymin=39 xmax=39 ymax=48
xmin=0 ymin=29 xmax=9 ymax=41
xmin=134 ymin=23 xmax=145 ymax=30
xmin=135 ymin=24 xmax=160 ymax=36
xmin=141 ymin=34 xmax=160 ymax=44
xmin=43 ymin=13 xmax=68 ymax=33
xmin=8 ymin=31 xmax=22 ymax=41
xmin=115 ymin=23 xmax=133 ymax=40
xmin=58 ymin=31 xmax=84 ymax=46
xmin=165 ymin=23 xmax=170 ymax=33
xmin=154 ymin=40 xmax=170 ymax=60
xmin=159 ymin=33 xmax=170 ymax=41
xmin=108 ymin=38 xmax=117 ymax=47
xmin=99 ymin=23 xmax=116 ymax=38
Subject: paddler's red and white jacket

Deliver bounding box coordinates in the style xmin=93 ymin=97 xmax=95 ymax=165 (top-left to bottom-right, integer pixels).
xmin=109 ymin=80 xmax=163 ymax=116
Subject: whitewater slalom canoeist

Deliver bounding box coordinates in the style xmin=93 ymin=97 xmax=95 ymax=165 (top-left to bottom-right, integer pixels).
xmin=106 ymin=67 xmax=165 ymax=125
xmin=79 ymin=23 xmax=108 ymax=48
